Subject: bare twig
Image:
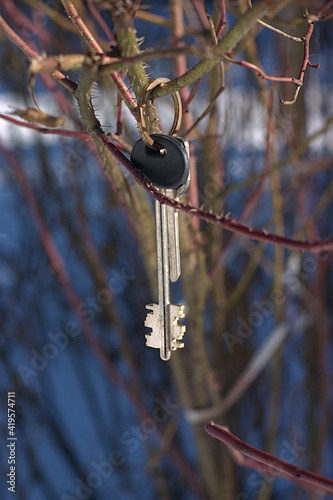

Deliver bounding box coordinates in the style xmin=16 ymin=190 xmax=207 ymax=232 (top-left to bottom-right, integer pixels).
xmin=257 ymin=19 xmax=303 ymax=42
xmin=281 ymin=21 xmax=319 ymax=105
xmin=247 ymin=0 xmax=303 ymax=42
xmin=224 ymin=55 xmax=303 ymax=85
xmin=206 ymin=423 xmax=333 ymax=495
xmin=215 ymin=0 xmax=227 ymax=38
xmin=3 ymin=0 xmax=51 ymax=44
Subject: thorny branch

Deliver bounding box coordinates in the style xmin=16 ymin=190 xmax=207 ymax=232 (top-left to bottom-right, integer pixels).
xmin=100 ymin=132 xmax=333 ymax=254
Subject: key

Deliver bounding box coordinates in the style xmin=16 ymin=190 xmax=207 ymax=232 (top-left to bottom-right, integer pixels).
xmin=145 ymin=197 xmax=185 ymax=360
xmin=131 ymin=134 xmax=190 ymax=360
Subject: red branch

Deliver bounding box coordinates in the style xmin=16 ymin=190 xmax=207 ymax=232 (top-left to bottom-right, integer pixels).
xmin=62 ymin=0 xmax=103 ymax=53
xmin=182 ymin=79 xmax=201 ymax=113
xmin=227 ymin=21 xmax=319 ymax=105
xmin=232 ymin=59 xmax=302 ymax=85
xmin=206 ymin=423 xmax=333 ymax=495
xmin=86 ymin=0 xmax=116 ymax=45
xmin=96 ymin=130 xmax=333 ymax=254
xmin=0 ymin=113 xmax=91 ymax=139
xmin=298 ymin=22 xmax=318 ymax=78
xmin=216 ymin=0 xmax=227 ymax=38
xmin=281 ymin=21 xmax=318 ymax=104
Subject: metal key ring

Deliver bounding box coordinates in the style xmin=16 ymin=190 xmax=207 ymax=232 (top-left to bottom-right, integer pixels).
xmin=137 ymin=77 xmax=182 ymax=153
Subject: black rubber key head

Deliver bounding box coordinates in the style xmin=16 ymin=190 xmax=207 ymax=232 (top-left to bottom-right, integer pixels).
xmin=131 ymin=134 xmax=190 ymax=189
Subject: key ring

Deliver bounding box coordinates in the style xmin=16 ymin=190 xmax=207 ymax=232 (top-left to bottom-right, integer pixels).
xmin=137 ymin=77 xmax=182 ymax=153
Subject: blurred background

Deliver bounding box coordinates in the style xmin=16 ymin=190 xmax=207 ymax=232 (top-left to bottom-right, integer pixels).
xmin=1 ymin=1 xmax=333 ymax=499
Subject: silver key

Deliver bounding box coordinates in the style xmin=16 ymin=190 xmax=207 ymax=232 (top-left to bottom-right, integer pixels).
xmin=145 ymin=141 xmax=190 ymax=360
xmin=145 ymin=195 xmax=186 ymax=360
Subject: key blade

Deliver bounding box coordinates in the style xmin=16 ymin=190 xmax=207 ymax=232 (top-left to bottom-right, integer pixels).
xmin=165 ymin=189 xmax=181 ymax=282
xmin=145 ymin=200 xmax=173 ymax=361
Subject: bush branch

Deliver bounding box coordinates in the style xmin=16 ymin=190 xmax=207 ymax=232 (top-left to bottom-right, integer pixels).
xmin=206 ymin=422 xmax=333 ymax=495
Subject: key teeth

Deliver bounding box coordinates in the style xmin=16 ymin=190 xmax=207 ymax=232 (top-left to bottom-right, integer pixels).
xmin=144 ymin=304 xmax=162 ymax=349
xmin=144 ymin=303 xmax=186 ymax=354
xmin=144 ymin=304 xmax=156 ymax=329
xmin=169 ymin=304 xmax=186 ymax=349
xmin=171 ymin=326 xmax=186 ymax=350
xmin=178 ymin=305 xmax=185 ymax=319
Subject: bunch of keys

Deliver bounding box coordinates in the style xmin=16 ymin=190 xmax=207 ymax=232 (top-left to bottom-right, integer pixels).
xmin=131 ymin=78 xmax=190 ymax=361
